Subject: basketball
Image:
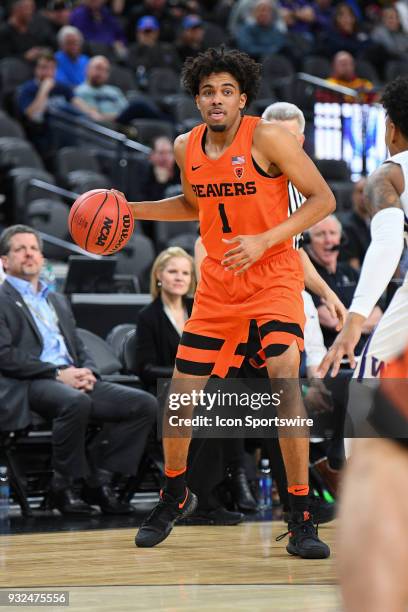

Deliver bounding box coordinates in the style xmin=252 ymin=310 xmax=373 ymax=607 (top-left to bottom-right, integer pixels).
xmin=68 ymin=189 xmax=134 ymax=255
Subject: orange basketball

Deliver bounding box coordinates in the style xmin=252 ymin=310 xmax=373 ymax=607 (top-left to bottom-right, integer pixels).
xmin=68 ymin=189 xmax=134 ymax=255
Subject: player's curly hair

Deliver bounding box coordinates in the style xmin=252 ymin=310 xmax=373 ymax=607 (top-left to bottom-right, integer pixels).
xmin=382 ymin=77 xmax=408 ymax=140
xmin=181 ymin=47 xmax=262 ymax=108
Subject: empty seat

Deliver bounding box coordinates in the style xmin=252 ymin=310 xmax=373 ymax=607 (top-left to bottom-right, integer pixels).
xmin=328 ymin=181 xmax=354 ymax=211
xmin=26 ymin=199 xmax=70 ymax=259
xmin=0 ymin=111 xmax=25 ymax=138
xmin=0 ymin=137 xmax=43 ymax=170
xmin=106 ymin=323 xmax=136 ymax=364
xmin=385 ymin=60 xmax=408 ymax=83
xmin=56 ymin=146 xmax=101 ymax=183
xmin=261 ymin=54 xmax=295 ymax=101
xmin=355 ymin=59 xmax=380 ymax=85
xmin=0 ymin=58 xmax=33 ymax=97
xmin=108 ymin=64 xmax=138 ymax=95
xmin=67 ymin=170 xmax=110 ymax=193
xmin=8 ymin=167 xmax=57 ymax=222
xmin=302 ymin=55 xmax=331 ymax=79
xmin=130 ymin=119 xmax=175 ymax=146
xmin=115 ymin=233 xmax=155 ymax=292
xmin=147 ymin=67 xmax=181 ymax=99
xmin=155 ymin=220 xmax=199 ymax=251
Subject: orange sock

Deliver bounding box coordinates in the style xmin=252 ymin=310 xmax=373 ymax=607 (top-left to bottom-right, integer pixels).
xmin=165 ymin=466 xmax=187 ymax=478
xmin=288 ymin=484 xmax=309 ymax=496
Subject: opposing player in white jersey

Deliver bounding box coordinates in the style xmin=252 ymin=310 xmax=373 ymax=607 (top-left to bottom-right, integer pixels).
xmin=318 ymin=77 xmax=408 ymax=612
xmin=318 ymin=76 xmax=408 ymax=380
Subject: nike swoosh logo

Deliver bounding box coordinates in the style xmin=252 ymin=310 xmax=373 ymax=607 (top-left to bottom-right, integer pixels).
xmin=178 ymin=489 xmax=189 ymax=509
xmin=192 ymin=165 xmax=202 ymax=171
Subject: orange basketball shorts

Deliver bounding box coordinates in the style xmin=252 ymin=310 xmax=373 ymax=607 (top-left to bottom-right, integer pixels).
xmin=175 ymin=249 xmax=305 ymax=378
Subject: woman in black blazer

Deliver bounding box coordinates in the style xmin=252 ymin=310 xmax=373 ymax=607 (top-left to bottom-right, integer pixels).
xmin=134 ymin=246 xmax=245 ymax=524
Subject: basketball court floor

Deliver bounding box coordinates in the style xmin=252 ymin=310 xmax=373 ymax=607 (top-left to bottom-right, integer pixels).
xmin=0 ymin=512 xmax=340 ymax=611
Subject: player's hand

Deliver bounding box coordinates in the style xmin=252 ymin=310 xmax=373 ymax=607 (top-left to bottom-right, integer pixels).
xmin=317 ymin=313 xmax=365 ymax=378
xmin=221 ymin=234 xmax=269 ymax=275
xmin=321 ymin=290 xmax=347 ymax=331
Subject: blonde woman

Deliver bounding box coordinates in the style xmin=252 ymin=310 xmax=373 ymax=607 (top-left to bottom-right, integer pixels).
xmin=134 ymin=246 xmax=195 ymax=393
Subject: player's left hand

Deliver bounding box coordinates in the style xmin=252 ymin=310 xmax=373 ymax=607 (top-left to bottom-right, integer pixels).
xmin=321 ymin=290 xmax=347 ymax=331
xmin=221 ymin=234 xmax=269 ymax=275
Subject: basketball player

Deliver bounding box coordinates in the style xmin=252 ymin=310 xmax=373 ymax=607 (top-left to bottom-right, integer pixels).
xmin=315 ymin=77 xmax=408 ymax=609
xmin=126 ymin=48 xmax=335 ymax=558
xmin=318 ymin=77 xmax=408 ymax=379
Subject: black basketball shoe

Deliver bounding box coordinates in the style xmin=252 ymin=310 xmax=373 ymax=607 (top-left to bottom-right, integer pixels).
xmin=135 ymin=488 xmax=198 ymax=548
xmin=276 ymin=510 xmax=331 ymax=559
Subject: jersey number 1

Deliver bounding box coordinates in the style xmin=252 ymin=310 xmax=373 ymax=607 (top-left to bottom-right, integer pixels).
xmin=218 ymin=203 xmax=232 ymax=233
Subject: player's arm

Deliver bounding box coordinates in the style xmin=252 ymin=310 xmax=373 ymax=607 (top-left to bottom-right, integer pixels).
xmin=318 ymin=162 xmax=405 ymax=377
xmin=300 ymin=248 xmax=347 ymax=329
xmin=222 ymin=125 xmax=335 ymax=274
xmin=127 ymin=134 xmax=199 ymax=221
xmin=259 ymin=124 xmax=336 ymax=244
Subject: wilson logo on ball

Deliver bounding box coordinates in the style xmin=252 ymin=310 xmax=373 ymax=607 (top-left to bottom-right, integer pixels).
xmin=111 ymin=214 xmax=132 ymax=252
xmin=95 ymin=217 xmax=114 ymax=246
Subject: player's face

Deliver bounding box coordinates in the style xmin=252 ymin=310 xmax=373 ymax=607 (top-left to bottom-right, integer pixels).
xmin=309 ymin=217 xmax=341 ymax=269
xmin=1 ymin=233 xmax=44 ymax=283
xmin=196 ymin=72 xmax=247 ymax=132
xmin=158 ymin=256 xmax=192 ymax=297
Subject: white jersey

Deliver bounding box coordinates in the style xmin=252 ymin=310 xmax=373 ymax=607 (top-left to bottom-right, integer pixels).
xmin=355 ymin=150 xmax=408 ymax=379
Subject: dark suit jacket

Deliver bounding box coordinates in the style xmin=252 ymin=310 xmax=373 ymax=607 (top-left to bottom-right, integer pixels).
xmin=134 ymin=296 xmax=193 ymax=390
xmin=0 ymin=280 xmax=98 ymax=432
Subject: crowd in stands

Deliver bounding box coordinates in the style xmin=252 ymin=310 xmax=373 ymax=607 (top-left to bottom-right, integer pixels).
xmin=0 ymin=0 xmax=406 ymax=522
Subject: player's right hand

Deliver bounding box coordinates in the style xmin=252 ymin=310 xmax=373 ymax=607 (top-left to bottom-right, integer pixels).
xmin=317 ymin=314 xmax=364 ymax=377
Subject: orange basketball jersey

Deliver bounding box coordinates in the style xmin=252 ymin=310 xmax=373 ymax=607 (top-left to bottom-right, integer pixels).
xmin=185 ymin=115 xmax=292 ymax=262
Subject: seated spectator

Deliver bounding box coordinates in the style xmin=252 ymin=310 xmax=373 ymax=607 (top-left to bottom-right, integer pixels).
xmin=127 ymin=15 xmax=181 ymax=82
xmin=176 ymin=15 xmax=205 ymax=64
xmin=0 ymin=224 xmax=157 ymax=516
xmin=55 ymin=25 xmax=89 ymax=87
xmin=134 ymin=246 xmax=245 ymax=524
xmin=316 ymin=3 xmax=370 ymax=59
xmin=75 ymin=55 xmax=167 ymax=128
xmin=236 ymin=0 xmax=287 ymax=60
xmin=70 ymin=0 xmax=127 ymax=58
xmin=339 ymin=178 xmax=371 ymax=271
xmin=139 ymin=135 xmax=180 ymax=241
xmin=18 ymin=51 xmax=99 ymax=155
xmin=279 ymin=0 xmax=316 ymax=41
xmin=311 ymin=0 xmax=333 ymax=36
xmin=128 ymin=0 xmax=180 ymax=43
xmin=317 ymin=51 xmax=377 ymax=103
xmin=305 ymin=214 xmax=383 ymax=352
xmin=371 ymin=6 xmax=408 ymax=61
xmin=32 ymin=0 xmax=73 ymax=49
xmin=0 ymin=0 xmax=55 ymax=62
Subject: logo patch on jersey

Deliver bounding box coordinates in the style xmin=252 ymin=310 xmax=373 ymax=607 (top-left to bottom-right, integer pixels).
xmin=231 ymin=155 xmax=245 ymax=165
xmin=234 ymin=166 xmax=244 ymax=179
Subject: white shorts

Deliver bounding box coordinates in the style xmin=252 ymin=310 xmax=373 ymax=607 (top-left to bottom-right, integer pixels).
xmin=354 ymin=275 xmax=408 ymax=380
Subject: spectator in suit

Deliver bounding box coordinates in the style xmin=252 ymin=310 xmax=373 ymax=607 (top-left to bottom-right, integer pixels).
xmin=134 ymin=247 xmax=246 ymax=523
xmin=0 ymin=224 xmax=157 ymax=516
xmin=55 ymin=25 xmax=89 ymax=87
